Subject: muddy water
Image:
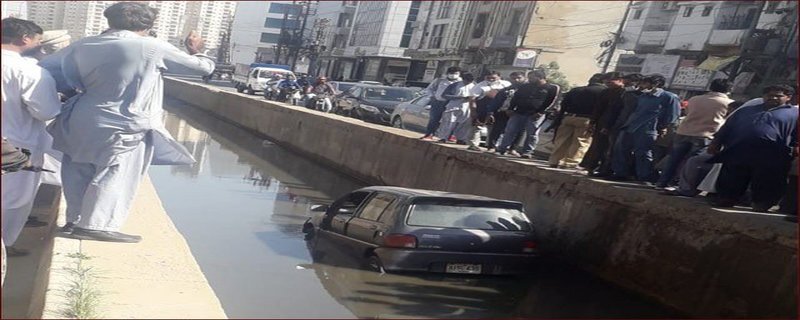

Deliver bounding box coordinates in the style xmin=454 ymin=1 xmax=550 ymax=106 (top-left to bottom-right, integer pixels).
xmin=148 ymin=98 xmax=676 ymax=318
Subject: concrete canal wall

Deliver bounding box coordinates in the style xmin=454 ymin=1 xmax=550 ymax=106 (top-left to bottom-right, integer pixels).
xmin=165 ymin=77 xmax=797 ymax=318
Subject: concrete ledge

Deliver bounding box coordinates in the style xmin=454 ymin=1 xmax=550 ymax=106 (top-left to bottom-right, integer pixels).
xmin=165 ymin=77 xmax=797 ymax=318
xmin=42 ymin=176 xmax=227 ymax=319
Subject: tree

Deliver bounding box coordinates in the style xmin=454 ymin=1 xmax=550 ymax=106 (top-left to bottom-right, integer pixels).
xmin=538 ymin=61 xmax=572 ymax=92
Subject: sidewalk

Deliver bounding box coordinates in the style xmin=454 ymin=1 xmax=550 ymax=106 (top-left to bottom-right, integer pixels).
xmin=42 ymin=176 xmax=227 ymax=319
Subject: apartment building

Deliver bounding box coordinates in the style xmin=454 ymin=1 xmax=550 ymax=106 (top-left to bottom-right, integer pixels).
xmin=312 ymin=1 xmax=357 ymax=77
xmin=617 ymin=0 xmax=797 ymax=97
xmin=61 ymin=1 xmax=113 ymax=40
xmin=182 ymin=1 xmax=237 ymax=51
xmin=403 ymin=1 xmax=471 ymax=81
xmin=2 ymin=1 xmax=27 ymax=19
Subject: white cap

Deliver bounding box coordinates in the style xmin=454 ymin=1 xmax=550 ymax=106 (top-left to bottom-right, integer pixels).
xmin=41 ymin=30 xmax=71 ymax=46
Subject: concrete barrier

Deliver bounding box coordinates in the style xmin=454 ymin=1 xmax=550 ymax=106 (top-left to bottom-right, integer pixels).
xmin=165 ymin=77 xmax=797 ymax=318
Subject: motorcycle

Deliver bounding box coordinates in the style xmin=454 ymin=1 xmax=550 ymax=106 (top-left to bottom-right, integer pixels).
xmin=279 ymin=87 xmax=302 ymax=105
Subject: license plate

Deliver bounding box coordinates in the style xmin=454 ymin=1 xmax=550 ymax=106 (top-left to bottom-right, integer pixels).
xmin=446 ymin=263 xmax=482 ymax=274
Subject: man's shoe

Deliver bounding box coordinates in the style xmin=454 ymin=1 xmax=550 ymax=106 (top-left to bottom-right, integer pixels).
xmin=25 ymin=217 xmax=48 ymax=228
xmin=751 ymin=203 xmax=774 ymax=213
xmin=5 ymin=246 xmax=30 ymax=257
xmin=448 ymin=135 xmax=457 ymax=143
xmin=466 ymin=146 xmax=481 ymax=151
xmin=519 ymin=154 xmax=532 ymax=159
xmin=486 ymin=147 xmax=495 ymax=152
xmin=508 ymin=150 xmax=521 ymax=157
xmin=436 ymin=139 xmax=447 ymax=143
xmin=456 ymin=140 xmax=468 ymax=145
xmin=71 ymin=228 xmax=142 ymax=243
xmin=61 ymin=222 xmax=75 ymax=233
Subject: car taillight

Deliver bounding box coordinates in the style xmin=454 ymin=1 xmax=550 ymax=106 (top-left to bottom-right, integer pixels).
xmin=383 ymin=234 xmax=417 ymax=248
xmin=523 ymin=241 xmax=537 ymax=253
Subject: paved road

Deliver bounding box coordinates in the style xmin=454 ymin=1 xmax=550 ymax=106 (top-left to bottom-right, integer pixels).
xmin=147 ymin=98 xmax=677 ymax=318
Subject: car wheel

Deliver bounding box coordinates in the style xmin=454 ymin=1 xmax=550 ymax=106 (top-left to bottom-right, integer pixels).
xmin=236 ymin=85 xmax=244 ymax=93
xmin=391 ymin=116 xmax=404 ymax=129
xmin=366 ymin=254 xmax=385 ymax=273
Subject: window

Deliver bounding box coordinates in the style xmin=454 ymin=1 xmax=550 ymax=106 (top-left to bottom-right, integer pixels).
xmin=505 ymin=9 xmax=524 ymax=36
xmin=633 ymin=9 xmax=643 ymax=19
xmin=407 ymin=203 xmax=532 ymax=231
xmin=400 ymin=1 xmax=422 ymax=48
xmin=264 ymin=17 xmax=300 ymax=29
xmin=413 ymin=96 xmax=431 ymax=106
xmin=260 ymin=32 xmax=280 ymax=43
xmin=472 ymin=13 xmax=489 ymax=38
xmin=702 ymin=5 xmax=713 ymax=17
xmin=357 ymin=193 xmax=397 ymax=221
xmin=765 ymin=1 xmax=780 ymax=14
xmin=268 ymin=3 xmax=301 ymax=15
xmin=429 ymin=24 xmax=447 ymax=49
xmin=436 ymin=1 xmax=452 ymax=19
xmin=683 ymin=6 xmax=694 ymax=17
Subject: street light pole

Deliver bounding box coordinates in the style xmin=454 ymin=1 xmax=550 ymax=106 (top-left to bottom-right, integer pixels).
xmin=602 ymin=0 xmax=633 ymax=73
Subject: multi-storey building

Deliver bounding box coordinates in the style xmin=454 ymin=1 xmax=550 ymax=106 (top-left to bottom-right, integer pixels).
xmin=146 ymin=1 xmax=187 ymax=46
xmin=27 ymin=1 xmax=63 ymax=30
xmin=182 ymin=1 xmax=237 ymax=51
xmin=311 ymin=1 xmax=358 ymax=77
xmin=337 ymin=1 xmax=423 ymax=82
xmin=61 ymin=1 xmax=113 ymax=40
xmin=617 ymin=0 xmax=797 ymax=97
xmin=2 ymin=1 xmax=28 ymax=19
xmin=403 ymin=1 xmax=471 ymax=81
xmin=230 ymin=1 xmax=305 ymax=66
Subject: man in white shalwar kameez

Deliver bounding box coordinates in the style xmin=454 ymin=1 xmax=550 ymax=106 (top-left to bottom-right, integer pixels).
xmin=435 ymin=73 xmax=475 ymax=145
xmin=1 ymin=18 xmax=63 ymax=255
xmin=40 ymin=2 xmax=214 ymax=243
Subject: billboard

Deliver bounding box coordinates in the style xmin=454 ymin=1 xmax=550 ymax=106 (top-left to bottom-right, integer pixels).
xmin=640 ymin=54 xmax=681 ymax=85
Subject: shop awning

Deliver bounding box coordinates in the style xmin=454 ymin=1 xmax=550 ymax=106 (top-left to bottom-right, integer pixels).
xmin=697 ymin=55 xmax=739 ymax=71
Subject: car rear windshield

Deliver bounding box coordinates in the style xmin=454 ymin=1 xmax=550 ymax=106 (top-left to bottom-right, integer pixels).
xmin=363 ymin=88 xmax=416 ymax=102
xmin=407 ymin=203 xmax=531 ymax=231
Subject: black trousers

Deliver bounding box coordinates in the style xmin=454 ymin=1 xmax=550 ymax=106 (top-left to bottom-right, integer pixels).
xmin=779 ymin=175 xmax=797 ymax=215
xmin=716 ymin=160 xmax=791 ymax=208
xmin=580 ymin=130 xmax=609 ymax=170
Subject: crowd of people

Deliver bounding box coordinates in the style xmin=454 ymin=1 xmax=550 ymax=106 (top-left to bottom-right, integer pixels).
xmin=421 ymin=68 xmax=798 ymax=218
xmin=2 ymin=2 xmax=215 ymax=258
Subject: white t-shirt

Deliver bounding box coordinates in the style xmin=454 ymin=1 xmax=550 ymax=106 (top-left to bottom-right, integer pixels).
xmin=470 ymin=80 xmax=512 ymax=100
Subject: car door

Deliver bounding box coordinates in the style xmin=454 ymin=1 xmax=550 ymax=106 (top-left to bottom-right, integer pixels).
xmin=344 ymin=193 xmax=399 ymax=253
xmin=338 ymin=87 xmax=360 ymax=113
xmin=319 ymin=191 xmax=371 ymax=242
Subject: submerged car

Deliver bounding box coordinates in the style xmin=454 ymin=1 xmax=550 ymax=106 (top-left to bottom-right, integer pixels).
xmin=302 ymin=186 xmax=538 ymax=275
xmin=334 ymin=85 xmax=419 ymax=125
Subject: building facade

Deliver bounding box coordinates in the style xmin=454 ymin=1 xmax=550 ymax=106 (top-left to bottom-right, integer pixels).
xmin=230 ymin=1 xmax=304 ymax=66
xmin=617 ymin=0 xmax=797 ymax=98
xmin=181 ymin=1 xmax=237 ymax=51
xmin=61 ymin=1 xmax=113 ymax=40
xmin=311 ymin=0 xmax=357 ymax=78
xmin=2 ymin=1 xmax=28 ymax=19
xmin=403 ymin=1 xmax=471 ymax=82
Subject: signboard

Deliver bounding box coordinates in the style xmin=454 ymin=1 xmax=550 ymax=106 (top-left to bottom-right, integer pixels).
xmin=640 ymin=54 xmax=681 ymax=85
xmin=423 ymin=69 xmax=436 ymax=82
xmin=670 ymin=67 xmax=715 ymax=91
xmin=615 ymin=54 xmax=646 ymax=74
xmin=512 ymin=49 xmax=538 ymax=68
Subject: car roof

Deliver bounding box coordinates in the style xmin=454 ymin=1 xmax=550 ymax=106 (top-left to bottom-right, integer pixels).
xmin=355 ymin=186 xmax=521 ymax=204
xmin=354 ymin=84 xmax=416 ymax=91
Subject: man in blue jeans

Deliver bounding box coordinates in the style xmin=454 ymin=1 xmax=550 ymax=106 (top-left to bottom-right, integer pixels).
xmin=609 ymin=75 xmax=680 ymax=182
xmin=421 ymin=67 xmax=461 ymax=140
xmin=655 ymin=79 xmax=733 ymax=188
xmin=495 ymin=70 xmax=559 ymax=158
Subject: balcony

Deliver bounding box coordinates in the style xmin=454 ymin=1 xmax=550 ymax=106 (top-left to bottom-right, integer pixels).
xmin=707 ymin=29 xmax=747 ymax=46
xmin=638 ymin=31 xmax=668 ymax=46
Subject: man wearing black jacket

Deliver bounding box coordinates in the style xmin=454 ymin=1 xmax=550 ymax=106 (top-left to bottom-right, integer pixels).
xmin=495 ymin=70 xmax=560 ymax=157
xmin=547 ymin=73 xmax=606 ymax=168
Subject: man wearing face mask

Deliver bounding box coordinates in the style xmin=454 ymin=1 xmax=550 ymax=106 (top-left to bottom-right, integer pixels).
xmin=609 ymin=75 xmax=680 ymax=182
xmin=485 ymin=71 xmax=527 ymax=152
xmin=707 ymin=85 xmax=797 ymax=212
xmin=467 ymin=71 xmax=511 ymax=148
xmin=421 ymin=67 xmax=462 ymax=140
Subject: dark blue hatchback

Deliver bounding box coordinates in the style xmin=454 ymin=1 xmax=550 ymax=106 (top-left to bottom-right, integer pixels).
xmin=303 ymin=186 xmax=538 ymax=275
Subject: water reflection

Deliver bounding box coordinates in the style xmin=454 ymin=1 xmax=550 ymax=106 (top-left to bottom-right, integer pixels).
xmin=150 ymin=98 xmax=676 ymax=319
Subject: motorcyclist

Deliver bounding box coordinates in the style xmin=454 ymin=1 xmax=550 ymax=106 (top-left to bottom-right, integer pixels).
xmin=305 ymin=76 xmax=337 ymax=112
xmin=264 ymin=73 xmax=284 ymax=100
xmin=277 ymin=74 xmax=302 ymax=103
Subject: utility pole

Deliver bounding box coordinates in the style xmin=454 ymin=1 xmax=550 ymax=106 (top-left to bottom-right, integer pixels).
xmin=602 ymin=0 xmax=633 ymax=73
xmin=291 ymin=1 xmax=315 ymax=71
xmin=275 ymin=7 xmax=291 ymax=64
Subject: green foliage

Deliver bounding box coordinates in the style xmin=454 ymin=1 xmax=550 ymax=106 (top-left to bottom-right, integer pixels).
xmin=538 ymin=61 xmax=572 ymax=92
xmin=61 ymin=254 xmax=102 ymax=319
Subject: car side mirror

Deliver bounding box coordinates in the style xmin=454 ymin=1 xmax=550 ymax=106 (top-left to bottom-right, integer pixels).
xmin=424 ymin=105 xmax=431 ymax=110
xmin=310 ymin=204 xmax=329 ymax=212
